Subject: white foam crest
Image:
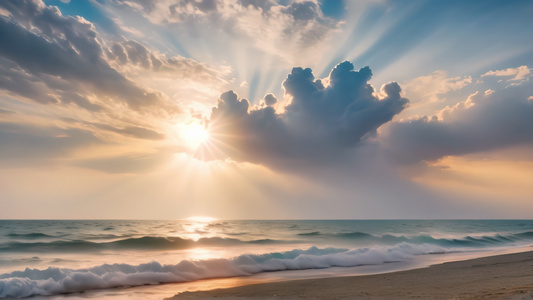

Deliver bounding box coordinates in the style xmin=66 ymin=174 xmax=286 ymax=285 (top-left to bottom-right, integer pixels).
xmin=0 ymin=243 xmax=446 ymax=298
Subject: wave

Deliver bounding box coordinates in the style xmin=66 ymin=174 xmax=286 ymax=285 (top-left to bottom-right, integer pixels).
xmin=5 ymin=233 xmax=57 ymax=239
xmin=81 ymin=233 xmax=134 ymax=240
xmin=333 ymin=231 xmax=533 ymax=247
xmin=2 ymin=230 xmax=532 ymax=253
xmin=337 ymin=231 xmax=373 ymax=239
xmin=0 ymin=243 xmax=444 ymax=298
xmin=298 ymin=231 xmax=321 ymax=236
xmin=0 ymin=236 xmax=286 ymax=252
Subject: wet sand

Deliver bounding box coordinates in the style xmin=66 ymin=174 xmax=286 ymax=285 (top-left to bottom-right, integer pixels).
xmin=169 ymin=250 xmax=533 ymax=299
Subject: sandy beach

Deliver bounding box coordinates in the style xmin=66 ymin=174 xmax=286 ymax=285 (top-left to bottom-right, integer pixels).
xmin=169 ymin=250 xmax=533 ymax=299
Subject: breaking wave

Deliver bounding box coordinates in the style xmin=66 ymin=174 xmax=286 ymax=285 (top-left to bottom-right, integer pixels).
xmin=0 ymin=243 xmax=444 ymax=298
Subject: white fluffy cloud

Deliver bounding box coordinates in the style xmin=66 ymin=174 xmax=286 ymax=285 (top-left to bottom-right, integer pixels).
xmin=108 ymin=40 xmax=230 ymax=84
xmin=384 ymin=80 xmax=533 ymax=164
xmin=200 ymin=61 xmax=408 ymax=169
xmin=482 ymin=65 xmax=531 ymax=85
xmin=404 ymin=70 xmax=472 ymax=103
xmin=112 ymin=0 xmax=342 ymax=65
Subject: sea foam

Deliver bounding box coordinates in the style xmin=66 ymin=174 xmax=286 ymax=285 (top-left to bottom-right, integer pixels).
xmin=0 ymin=243 xmax=444 ymax=298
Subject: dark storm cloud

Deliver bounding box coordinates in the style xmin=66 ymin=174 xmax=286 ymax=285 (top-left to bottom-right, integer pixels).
xmin=384 ymin=85 xmax=533 ymax=163
xmin=203 ymin=61 xmax=408 ymax=168
xmin=0 ymin=0 xmax=164 ymax=110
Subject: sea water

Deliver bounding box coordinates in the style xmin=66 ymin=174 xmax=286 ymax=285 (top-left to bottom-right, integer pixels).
xmin=0 ymin=219 xmax=532 ymax=298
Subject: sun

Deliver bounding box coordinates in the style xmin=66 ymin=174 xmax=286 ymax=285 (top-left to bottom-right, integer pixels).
xmin=181 ymin=124 xmax=210 ymax=149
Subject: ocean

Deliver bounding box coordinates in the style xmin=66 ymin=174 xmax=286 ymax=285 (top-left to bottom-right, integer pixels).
xmin=1 ymin=219 xmax=532 ymax=299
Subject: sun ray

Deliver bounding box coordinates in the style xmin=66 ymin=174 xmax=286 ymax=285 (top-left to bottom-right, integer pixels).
xmin=179 ymin=123 xmax=210 ymax=150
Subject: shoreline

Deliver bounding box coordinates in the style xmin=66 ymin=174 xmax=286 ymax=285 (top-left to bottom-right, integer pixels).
xmin=169 ymin=249 xmax=533 ymax=299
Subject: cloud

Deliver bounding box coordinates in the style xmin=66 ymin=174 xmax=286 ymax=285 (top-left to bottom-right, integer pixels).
xmin=383 ymin=83 xmax=533 ymax=164
xmin=0 ymin=122 xmax=101 ymax=167
xmin=263 ymin=93 xmax=277 ymax=106
xmin=0 ymin=0 xmax=169 ymax=110
xmin=481 ymin=65 xmax=531 ymax=83
xmin=107 ymin=39 xmax=230 ymax=86
xmin=0 ymin=0 xmax=232 ymax=173
xmin=0 ymin=117 xmax=172 ymax=171
xmin=399 ymin=70 xmax=473 ymax=118
xmin=94 ymin=124 xmax=165 ymax=140
xmin=404 ymin=70 xmax=472 ymax=103
xmin=112 ymin=0 xmax=341 ymax=65
xmin=284 ymin=1 xmax=320 ymax=21
xmin=201 ymin=61 xmax=408 ymax=168
xmin=0 ymin=56 xmax=105 ymax=111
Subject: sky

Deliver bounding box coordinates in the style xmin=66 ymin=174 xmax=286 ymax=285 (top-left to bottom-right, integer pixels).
xmin=1 ymin=0 xmax=533 ymax=219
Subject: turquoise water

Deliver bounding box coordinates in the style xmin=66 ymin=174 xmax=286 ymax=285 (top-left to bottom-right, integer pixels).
xmin=1 ymin=220 xmax=532 ymax=298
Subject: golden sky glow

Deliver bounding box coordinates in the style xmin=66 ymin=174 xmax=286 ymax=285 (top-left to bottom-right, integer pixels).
xmin=179 ymin=124 xmax=210 ymax=150
xmin=1 ymin=0 xmax=533 ymax=219
xmin=185 ymin=216 xmax=218 ymax=223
